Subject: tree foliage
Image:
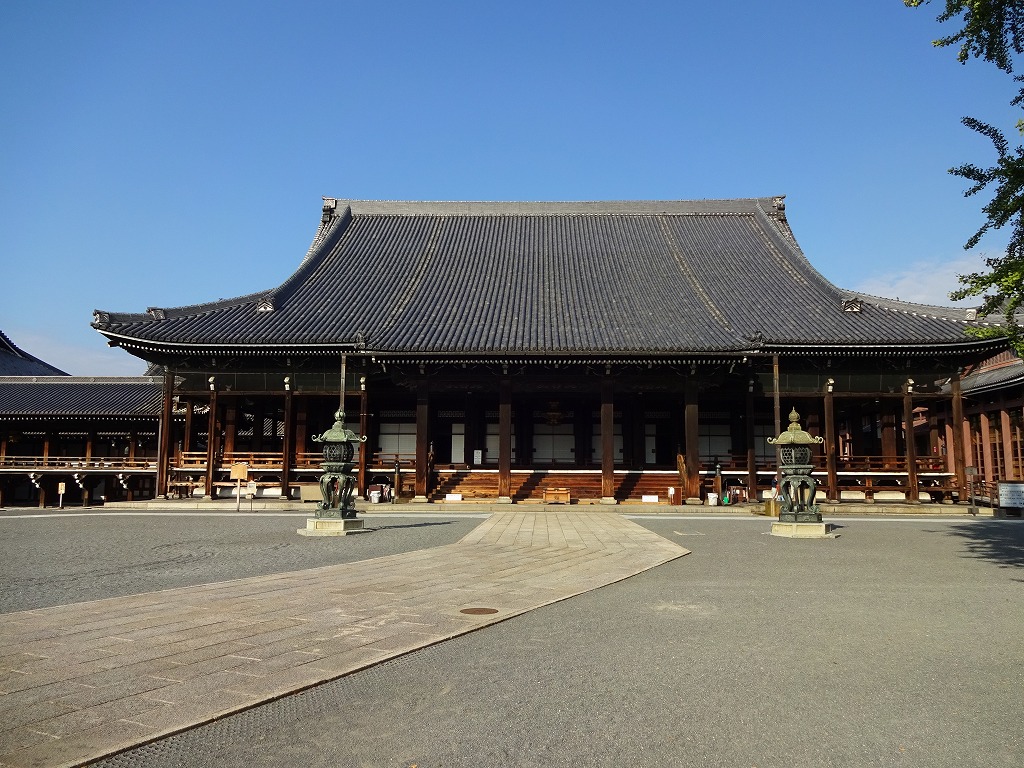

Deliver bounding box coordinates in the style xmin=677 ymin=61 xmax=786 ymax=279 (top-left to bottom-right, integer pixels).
xmin=907 ymin=1 xmax=1024 ymax=348
xmin=905 ymin=1 xmax=1024 ymax=72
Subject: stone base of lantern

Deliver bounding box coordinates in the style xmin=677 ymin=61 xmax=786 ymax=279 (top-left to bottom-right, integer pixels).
xmin=297 ymin=517 xmax=369 ymax=536
xmin=770 ymin=521 xmax=838 ymax=539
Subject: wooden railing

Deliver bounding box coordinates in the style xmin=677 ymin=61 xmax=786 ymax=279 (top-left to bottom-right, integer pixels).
xmin=0 ymin=456 xmax=156 ymax=470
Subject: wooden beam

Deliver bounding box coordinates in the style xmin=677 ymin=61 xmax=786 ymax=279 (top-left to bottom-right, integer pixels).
xmin=904 ymin=385 xmax=919 ymax=504
xmin=824 ymin=386 xmax=838 ymax=502
xmin=684 ymin=377 xmax=700 ymax=499
xmin=415 ymin=384 xmax=430 ymax=501
xmin=498 ymin=380 xmax=512 ymax=501
xmin=1000 ymin=407 xmax=1015 ymax=480
xmin=601 ymin=379 xmax=615 ymax=501
xmin=204 ymin=389 xmax=218 ymax=499
xmin=281 ymin=388 xmax=294 ymax=500
xmin=157 ymin=371 xmax=173 ymax=499
xmin=951 ymin=374 xmax=967 ymax=495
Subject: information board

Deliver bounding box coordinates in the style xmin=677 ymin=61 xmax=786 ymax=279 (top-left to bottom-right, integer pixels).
xmin=998 ymin=482 xmax=1024 ymax=508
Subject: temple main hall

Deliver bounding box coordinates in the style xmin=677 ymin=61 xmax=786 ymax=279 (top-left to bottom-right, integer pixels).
xmin=88 ymin=196 xmax=1005 ymax=506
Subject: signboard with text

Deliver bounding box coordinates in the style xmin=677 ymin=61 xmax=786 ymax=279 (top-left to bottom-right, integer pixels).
xmin=998 ymin=482 xmax=1024 ymax=508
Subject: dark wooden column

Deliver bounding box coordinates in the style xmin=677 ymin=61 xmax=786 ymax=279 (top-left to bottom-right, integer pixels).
xmin=601 ymin=379 xmax=615 ymax=502
xmin=157 ymin=371 xmax=174 ymax=498
xmin=1001 ymin=405 xmax=1016 ymax=480
xmin=824 ymin=382 xmax=838 ymax=502
xmin=183 ymin=400 xmax=194 ymax=454
xmin=575 ymin=402 xmax=590 ymax=468
xmin=498 ymin=380 xmax=512 ymax=502
xmin=295 ymin=398 xmax=308 ymax=461
xmin=951 ymin=374 xmax=967 ymax=496
xmin=223 ymin=401 xmax=237 ymax=457
xmin=465 ymin=394 xmax=479 ymax=467
xmin=204 ymin=388 xmax=219 ymax=499
xmin=745 ymin=383 xmax=757 ymax=500
xmin=358 ymin=379 xmax=369 ymax=495
xmin=880 ymin=404 xmax=898 ymax=466
xmin=979 ymin=411 xmax=994 ymax=483
xmin=904 ymin=383 xmax=919 ymax=503
xmin=415 ymin=383 xmax=430 ymax=501
xmin=281 ymin=386 xmax=294 ymax=500
xmin=0 ymin=433 xmax=6 ymax=507
xmin=684 ymin=377 xmax=700 ymax=499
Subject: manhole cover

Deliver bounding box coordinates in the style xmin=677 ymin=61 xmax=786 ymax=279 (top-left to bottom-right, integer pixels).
xmin=460 ymin=607 xmax=499 ymax=615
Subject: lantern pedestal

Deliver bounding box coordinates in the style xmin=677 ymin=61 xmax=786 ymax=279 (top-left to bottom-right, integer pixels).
xmin=770 ymin=521 xmax=837 ymax=539
xmin=297 ymin=517 xmax=369 ymax=537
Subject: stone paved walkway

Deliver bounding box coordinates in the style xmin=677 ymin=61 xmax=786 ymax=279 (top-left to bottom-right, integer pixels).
xmin=0 ymin=512 xmax=688 ymax=767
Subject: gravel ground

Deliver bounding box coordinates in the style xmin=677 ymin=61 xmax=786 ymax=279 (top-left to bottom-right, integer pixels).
xmin=3 ymin=512 xmax=1022 ymax=767
xmin=0 ymin=512 xmax=481 ymax=612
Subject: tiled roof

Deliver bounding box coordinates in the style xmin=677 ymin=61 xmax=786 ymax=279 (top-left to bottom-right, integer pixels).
xmin=92 ymin=198 xmax=999 ymax=358
xmin=0 ymin=331 xmax=68 ymax=376
xmin=0 ymin=377 xmax=162 ymax=418
xmin=961 ymin=358 xmax=1024 ymax=394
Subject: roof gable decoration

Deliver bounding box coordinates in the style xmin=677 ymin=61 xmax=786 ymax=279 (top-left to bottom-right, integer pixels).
xmin=256 ymin=296 xmax=275 ymax=314
xmin=842 ymin=298 xmax=863 ymax=313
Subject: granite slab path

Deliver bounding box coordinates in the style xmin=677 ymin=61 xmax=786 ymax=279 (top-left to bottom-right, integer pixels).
xmin=0 ymin=512 xmax=688 ymax=767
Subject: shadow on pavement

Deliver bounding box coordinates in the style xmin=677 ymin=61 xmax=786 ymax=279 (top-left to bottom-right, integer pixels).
xmin=943 ymin=520 xmax=1024 ymax=572
xmin=370 ymin=520 xmax=459 ymax=531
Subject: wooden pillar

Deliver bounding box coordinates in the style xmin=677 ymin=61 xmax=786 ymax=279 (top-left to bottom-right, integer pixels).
xmin=824 ymin=385 xmax=838 ymax=502
xmin=281 ymin=387 xmax=294 ymax=500
xmin=157 ymin=371 xmax=173 ymax=498
xmin=574 ymin=402 xmax=590 ymax=469
xmin=465 ymin=394 xmax=479 ymax=467
xmin=951 ymin=374 xmax=967 ymax=496
xmin=684 ymin=377 xmax=700 ymax=499
xmin=295 ymin=399 xmax=308 ymax=462
xmin=498 ymin=380 xmax=512 ymax=502
xmin=183 ymin=400 xmax=194 ymax=454
xmin=881 ymin=404 xmax=898 ymax=465
xmin=904 ymin=385 xmax=919 ymax=504
xmin=414 ymin=384 xmax=430 ymax=501
xmin=85 ymin=431 xmax=94 ymax=464
xmin=1001 ymin=408 xmax=1016 ymax=480
xmin=980 ymin=411 xmax=994 ymax=483
xmin=0 ymin=434 xmax=6 ymax=507
xmin=358 ymin=381 xmax=369 ymax=495
xmin=204 ymin=388 xmax=219 ymax=499
xmin=223 ymin=402 xmax=237 ymax=456
xmin=745 ymin=384 xmax=757 ymax=500
xmin=601 ymin=379 xmax=616 ymax=502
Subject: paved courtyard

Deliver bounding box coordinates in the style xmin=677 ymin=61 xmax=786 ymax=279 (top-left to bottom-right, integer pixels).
xmin=1 ymin=509 xmax=1022 ymax=767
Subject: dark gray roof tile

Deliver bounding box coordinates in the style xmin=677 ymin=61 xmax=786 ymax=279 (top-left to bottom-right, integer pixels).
xmin=92 ymin=198 xmax=996 ymax=357
xmin=0 ymin=377 xmax=162 ymax=417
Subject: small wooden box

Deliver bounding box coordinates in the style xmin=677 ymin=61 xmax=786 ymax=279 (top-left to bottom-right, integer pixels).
xmin=543 ymin=487 xmax=571 ymax=504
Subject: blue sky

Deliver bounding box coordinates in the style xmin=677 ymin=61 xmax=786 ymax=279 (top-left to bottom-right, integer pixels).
xmin=2 ymin=1 xmax=1020 ymax=375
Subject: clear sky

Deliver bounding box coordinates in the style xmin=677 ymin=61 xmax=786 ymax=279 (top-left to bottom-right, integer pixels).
xmin=2 ymin=1 xmax=1020 ymax=375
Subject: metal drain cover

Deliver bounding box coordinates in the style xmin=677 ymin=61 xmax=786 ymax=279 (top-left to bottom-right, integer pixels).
xmin=460 ymin=607 xmax=499 ymax=615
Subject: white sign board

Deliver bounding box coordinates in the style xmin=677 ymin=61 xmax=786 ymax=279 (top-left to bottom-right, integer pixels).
xmin=246 ymin=481 xmax=258 ymax=497
xmin=998 ymin=482 xmax=1024 ymax=508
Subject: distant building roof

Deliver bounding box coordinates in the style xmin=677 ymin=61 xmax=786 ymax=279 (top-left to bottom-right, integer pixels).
xmin=0 ymin=331 xmax=68 ymax=376
xmin=0 ymin=377 xmax=162 ymax=419
xmin=92 ymin=197 xmax=1003 ymax=360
